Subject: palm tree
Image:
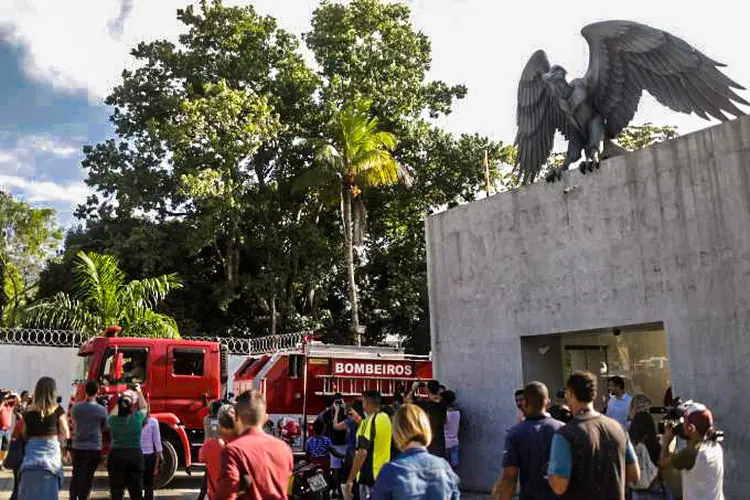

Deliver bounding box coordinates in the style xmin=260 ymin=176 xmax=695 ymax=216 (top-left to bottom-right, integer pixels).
xmin=298 ymin=100 xmax=410 ymax=346
xmin=25 ymin=250 xmax=182 ymax=338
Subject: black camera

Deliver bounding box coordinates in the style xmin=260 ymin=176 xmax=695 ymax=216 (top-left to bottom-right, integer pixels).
xmin=652 ymin=397 xmax=724 ymax=442
xmin=652 ymin=396 xmax=686 ymax=436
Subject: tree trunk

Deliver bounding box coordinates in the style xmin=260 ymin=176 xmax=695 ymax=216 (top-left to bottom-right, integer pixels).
xmin=341 ymin=183 xmax=360 ymax=346
xmin=270 ymin=294 xmax=277 ymax=336
xmin=0 ymin=256 xmax=6 ymax=325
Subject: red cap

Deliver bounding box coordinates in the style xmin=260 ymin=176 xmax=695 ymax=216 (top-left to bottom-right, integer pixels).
xmin=684 ymin=402 xmax=713 ymax=435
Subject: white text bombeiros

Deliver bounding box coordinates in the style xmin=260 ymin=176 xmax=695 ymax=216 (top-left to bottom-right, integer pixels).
xmin=333 ymin=361 xmax=413 ymax=377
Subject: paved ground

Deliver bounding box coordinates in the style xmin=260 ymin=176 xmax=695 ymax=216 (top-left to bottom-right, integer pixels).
xmin=0 ymin=467 xmax=490 ymax=499
xmin=0 ymin=467 xmax=199 ymax=499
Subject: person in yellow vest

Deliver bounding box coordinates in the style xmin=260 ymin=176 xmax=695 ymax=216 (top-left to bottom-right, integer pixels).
xmin=345 ymin=391 xmax=391 ymax=500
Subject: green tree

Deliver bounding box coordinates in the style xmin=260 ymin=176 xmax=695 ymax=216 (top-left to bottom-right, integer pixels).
xmin=26 ymin=251 xmax=182 ymax=337
xmin=0 ymin=191 xmax=62 ymax=326
xmin=75 ymin=0 xmax=330 ymax=329
xmin=299 ymin=100 xmax=408 ymax=345
xmin=306 ymin=0 xmax=466 ymax=122
xmin=55 ymin=0 xmax=505 ymax=350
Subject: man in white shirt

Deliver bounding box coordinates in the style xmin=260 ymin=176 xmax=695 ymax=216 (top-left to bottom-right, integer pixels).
xmin=140 ymin=415 xmax=163 ymax=500
xmin=604 ymin=376 xmax=632 ymax=426
xmin=660 ymin=402 xmax=724 ymax=500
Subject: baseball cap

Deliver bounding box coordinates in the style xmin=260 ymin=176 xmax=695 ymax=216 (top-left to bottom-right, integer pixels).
xmin=683 ymin=402 xmax=714 ymax=434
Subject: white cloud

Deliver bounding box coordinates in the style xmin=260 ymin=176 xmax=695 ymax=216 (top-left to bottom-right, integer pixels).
xmin=0 ymin=133 xmax=83 ymax=179
xmin=0 ymin=0 xmax=316 ymax=103
xmin=28 ymin=137 xmax=79 ymax=158
xmin=0 ymin=174 xmax=89 ymax=203
xmin=0 ymin=150 xmax=17 ymax=164
xmin=0 ymin=0 xmax=188 ymax=101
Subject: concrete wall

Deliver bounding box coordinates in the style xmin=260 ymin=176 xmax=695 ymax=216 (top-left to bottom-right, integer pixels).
xmin=0 ymin=344 xmax=80 ymax=405
xmin=426 ymin=116 xmax=750 ymax=495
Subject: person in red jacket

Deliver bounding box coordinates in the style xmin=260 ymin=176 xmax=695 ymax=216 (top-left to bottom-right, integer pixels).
xmin=216 ymin=390 xmax=293 ymax=500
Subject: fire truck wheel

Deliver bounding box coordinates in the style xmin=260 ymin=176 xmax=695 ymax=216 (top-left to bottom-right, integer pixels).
xmin=154 ymin=439 xmax=178 ymax=489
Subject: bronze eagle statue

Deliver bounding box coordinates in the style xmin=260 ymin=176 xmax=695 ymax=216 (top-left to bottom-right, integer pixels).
xmin=514 ymin=21 xmax=747 ymax=184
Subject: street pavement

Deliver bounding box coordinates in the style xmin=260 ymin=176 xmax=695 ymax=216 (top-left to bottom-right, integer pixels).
xmin=0 ymin=467 xmax=490 ymax=499
xmin=0 ymin=467 xmax=199 ymax=499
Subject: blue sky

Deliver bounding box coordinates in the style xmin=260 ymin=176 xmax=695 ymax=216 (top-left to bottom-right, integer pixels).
xmin=1 ymin=0 xmax=749 ymax=228
xmin=0 ymin=40 xmax=109 ymax=225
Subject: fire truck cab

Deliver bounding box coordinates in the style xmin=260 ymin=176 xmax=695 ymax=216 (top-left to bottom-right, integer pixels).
xmin=233 ymin=340 xmax=432 ymax=449
xmin=74 ymin=331 xmax=229 ymax=488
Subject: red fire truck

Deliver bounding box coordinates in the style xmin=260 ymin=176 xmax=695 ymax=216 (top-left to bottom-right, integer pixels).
xmin=72 ymin=328 xmax=229 ymax=488
xmin=233 ymin=338 xmax=433 ymax=450
xmin=72 ymin=329 xmax=431 ymax=487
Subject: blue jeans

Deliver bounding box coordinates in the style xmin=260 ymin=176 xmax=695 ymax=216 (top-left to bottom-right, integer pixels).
xmin=447 ymin=445 xmax=459 ymax=468
xmin=18 ymin=468 xmax=60 ymax=500
xmin=0 ymin=428 xmax=12 ymax=450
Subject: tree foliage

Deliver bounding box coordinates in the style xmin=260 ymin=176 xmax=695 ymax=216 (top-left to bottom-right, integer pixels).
xmin=0 ymin=191 xmax=62 ymax=326
xmin=26 ymin=250 xmax=182 ymax=337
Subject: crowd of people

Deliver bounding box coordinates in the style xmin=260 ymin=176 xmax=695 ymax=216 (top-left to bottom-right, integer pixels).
xmin=491 ymin=371 xmax=725 ymax=500
xmin=197 ymin=379 xmax=462 ymax=500
xmin=1 ymin=370 xmax=726 ymax=500
xmin=2 ymin=375 xmax=461 ymax=500
xmin=0 ymin=377 xmax=165 ymax=500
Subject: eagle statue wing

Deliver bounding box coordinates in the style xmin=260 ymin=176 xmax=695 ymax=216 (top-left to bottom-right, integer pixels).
xmin=514 ymin=50 xmax=580 ymax=184
xmin=581 ymin=20 xmax=748 ymax=139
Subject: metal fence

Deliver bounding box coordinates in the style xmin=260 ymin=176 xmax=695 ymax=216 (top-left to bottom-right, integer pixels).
xmin=187 ymin=331 xmax=309 ymax=355
xmin=0 ymin=328 xmax=86 ymax=348
xmin=0 ymin=327 xmax=310 ymax=356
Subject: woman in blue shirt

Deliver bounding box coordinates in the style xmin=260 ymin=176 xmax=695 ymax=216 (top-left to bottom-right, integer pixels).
xmin=370 ymin=404 xmax=459 ymax=500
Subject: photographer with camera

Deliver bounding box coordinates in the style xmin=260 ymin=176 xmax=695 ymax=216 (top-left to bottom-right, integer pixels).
xmin=660 ymin=402 xmax=724 ymax=500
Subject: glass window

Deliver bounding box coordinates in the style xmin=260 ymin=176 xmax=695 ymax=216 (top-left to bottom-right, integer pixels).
xmin=100 ymin=349 xmax=148 ymax=384
xmin=76 ymin=353 xmax=93 ymax=383
xmin=173 ymin=349 xmax=205 ymax=376
xmin=288 ymin=354 xmax=304 ymax=378
xmin=522 ymin=323 xmax=671 ymax=414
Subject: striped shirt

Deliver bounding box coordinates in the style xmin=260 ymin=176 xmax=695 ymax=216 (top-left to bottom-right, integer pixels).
xmin=140 ymin=417 xmax=163 ymax=455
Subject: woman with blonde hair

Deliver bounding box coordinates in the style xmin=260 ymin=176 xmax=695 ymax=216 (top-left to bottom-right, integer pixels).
xmin=18 ymin=376 xmax=69 ymax=499
xmin=370 ymin=403 xmax=459 ymax=499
